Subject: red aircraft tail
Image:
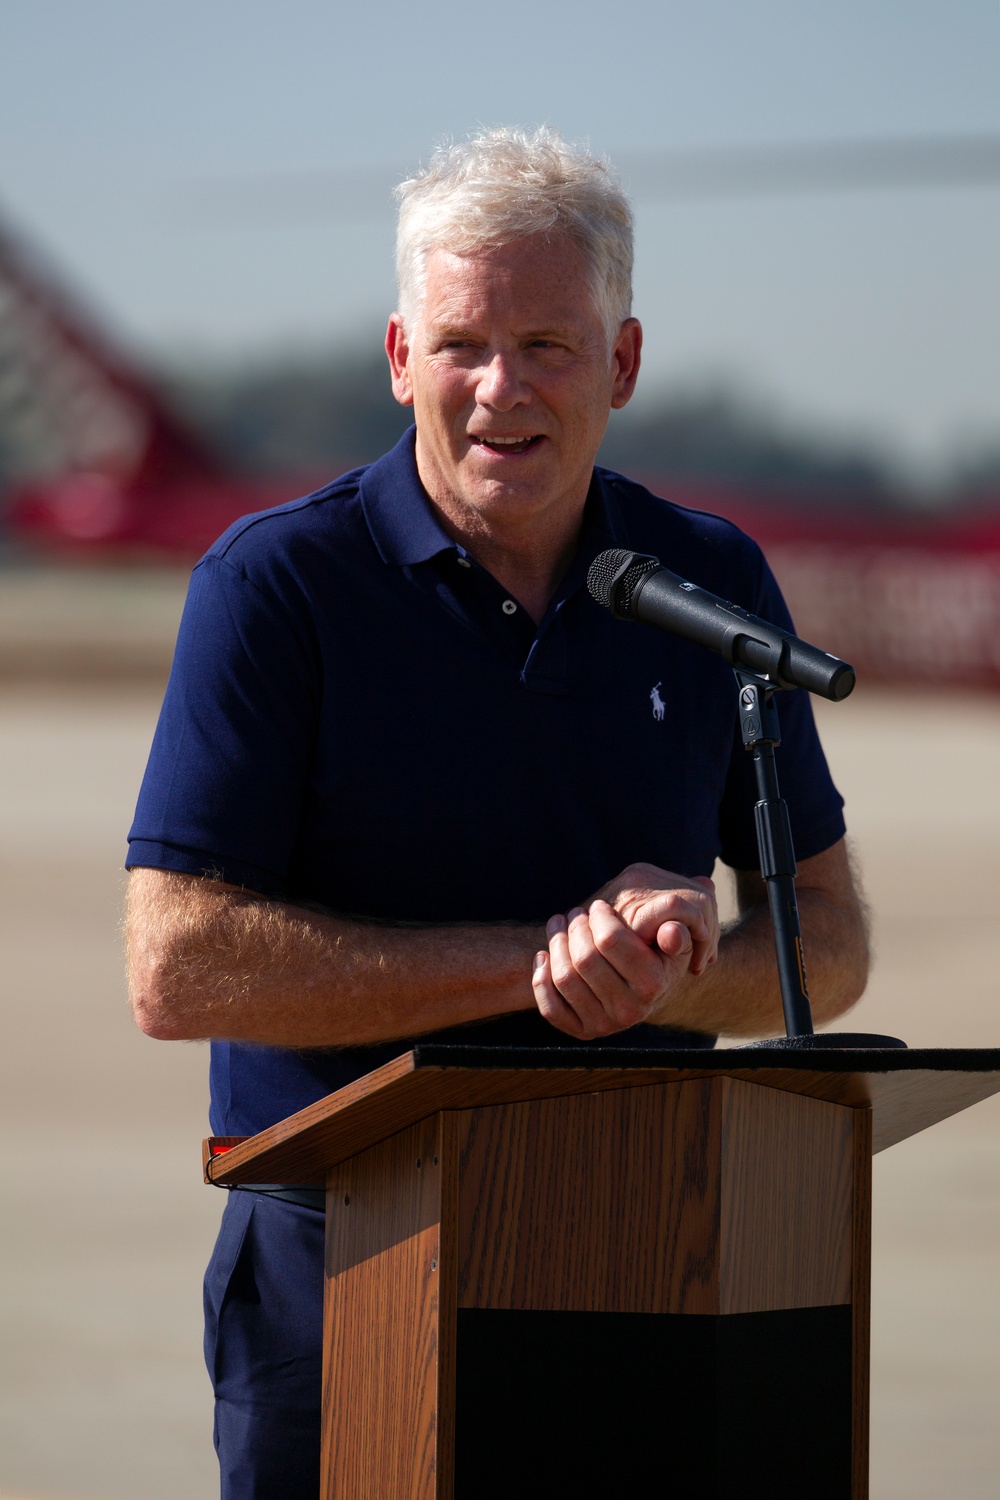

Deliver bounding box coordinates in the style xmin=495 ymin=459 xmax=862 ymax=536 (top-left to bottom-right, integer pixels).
xmin=0 ymin=206 xmax=223 ymax=547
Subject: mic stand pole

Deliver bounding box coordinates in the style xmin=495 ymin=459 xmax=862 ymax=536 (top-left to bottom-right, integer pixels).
xmin=735 ymin=671 xmax=814 ymax=1038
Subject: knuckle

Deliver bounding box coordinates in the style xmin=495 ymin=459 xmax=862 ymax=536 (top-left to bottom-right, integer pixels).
xmin=573 ymin=945 xmax=601 ymax=976
xmin=593 ymin=923 xmax=626 ymax=956
xmin=549 ymin=954 xmax=576 ymax=988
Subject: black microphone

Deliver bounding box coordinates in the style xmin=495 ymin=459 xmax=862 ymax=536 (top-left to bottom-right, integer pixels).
xmin=587 ymin=548 xmax=855 ymax=702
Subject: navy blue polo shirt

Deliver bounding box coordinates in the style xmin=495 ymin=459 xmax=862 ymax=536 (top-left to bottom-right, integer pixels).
xmin=127 ymin=428 xmax=845 ymax=1136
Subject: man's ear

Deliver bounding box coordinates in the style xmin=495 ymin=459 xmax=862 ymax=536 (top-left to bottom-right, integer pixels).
xmin=385 ymin=314 xmax=415 ymax=407
xmin=610 ymin=318 xmax=642 ymax=410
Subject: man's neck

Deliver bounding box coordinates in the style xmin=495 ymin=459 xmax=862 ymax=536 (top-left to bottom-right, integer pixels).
xmin=431 ymin=504 xmax=583 ymax=625
xmin=472 ymin=534 xmax=579 ymax=624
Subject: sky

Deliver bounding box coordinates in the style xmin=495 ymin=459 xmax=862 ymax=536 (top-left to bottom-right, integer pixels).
xmin=1 ymin=0 xmax=998 ymax=475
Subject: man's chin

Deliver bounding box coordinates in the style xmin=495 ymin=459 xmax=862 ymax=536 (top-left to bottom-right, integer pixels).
xmin=459 ymin=472 xmax=556 ymax=520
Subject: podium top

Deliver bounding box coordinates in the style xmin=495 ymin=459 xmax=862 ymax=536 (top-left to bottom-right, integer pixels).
xmin=205 ymin=1044 xmax=1000 ymax=1187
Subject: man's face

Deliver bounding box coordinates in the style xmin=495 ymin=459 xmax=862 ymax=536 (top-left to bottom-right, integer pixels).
xmin=385 ymin=235 xmax=641 ymax=545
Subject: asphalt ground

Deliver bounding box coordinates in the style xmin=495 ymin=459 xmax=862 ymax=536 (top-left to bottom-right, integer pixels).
xmin=1 ymin=667 xmax=998 ymax=1499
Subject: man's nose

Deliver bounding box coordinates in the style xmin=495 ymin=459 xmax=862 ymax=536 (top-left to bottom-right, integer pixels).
xmin=476 ymin=352 xmax=531 ymax=409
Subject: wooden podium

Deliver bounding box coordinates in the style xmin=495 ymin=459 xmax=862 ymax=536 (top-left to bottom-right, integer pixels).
xmin=205 ymin=1044 xmax=1000 ymax=1500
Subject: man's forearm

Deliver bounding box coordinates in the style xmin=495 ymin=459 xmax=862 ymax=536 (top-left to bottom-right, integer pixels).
xmin=650 ymin=886 xmax=869 ymax=1039
xmin=126 ymin=867 xmax=542 ymax=1047
xmin=127 ymin=842 xmax=869 ymax=1050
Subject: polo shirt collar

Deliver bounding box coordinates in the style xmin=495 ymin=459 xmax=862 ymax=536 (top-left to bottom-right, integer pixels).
xmin=359 ymin=427 xmax=455 ymax=566
xmin=358 ymin=423 xmax=627 ymax=575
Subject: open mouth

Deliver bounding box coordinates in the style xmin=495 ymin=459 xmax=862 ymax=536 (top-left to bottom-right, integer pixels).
xmin=470 ymin=434 xmax=544 ymax=455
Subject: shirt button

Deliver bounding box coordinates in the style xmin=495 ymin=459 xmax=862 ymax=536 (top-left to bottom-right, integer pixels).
xmin=502 ymin=599 xmax=517 ymax=615
xmin=456 ymin=556 xmax=471 ymax=568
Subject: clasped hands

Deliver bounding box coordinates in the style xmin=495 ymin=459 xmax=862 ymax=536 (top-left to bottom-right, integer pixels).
xmin=531 ymin=862 xmax=719 ymax=1040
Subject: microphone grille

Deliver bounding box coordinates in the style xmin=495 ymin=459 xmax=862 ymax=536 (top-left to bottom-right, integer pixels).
xmin=586 ymin=548 xmax=632 ymax=608
xmin=587 ymin=548 xmax=659 ymax=618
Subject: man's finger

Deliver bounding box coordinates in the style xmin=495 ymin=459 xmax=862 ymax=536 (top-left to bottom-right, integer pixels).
xmin=655 ymin=918 xmax=717 ymax=977
xmin=624 ymin=889 xmax=717 ymax=950
xmin=563 ymin=908 xmax=657 ymax=1030
xmin=550 ymin=914 xmax=631 ymax=1036
xmin=655 ymin=919 xmax=693 ymax=959
xmin=543 ymin=916 xmax=619 ymax=1037
xmin=579 ymin=901 xmax=684 ymax=1018
xmin=531 ymin=949 xmax=589 ymax=1038
xmin=543 ymin=910 xmax=664 ymax=1037
xmin=586 ymin=900 xmax=675 ymax=986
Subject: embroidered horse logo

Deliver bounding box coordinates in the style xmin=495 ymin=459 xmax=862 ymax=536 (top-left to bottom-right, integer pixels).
xmin=650 ymin=682 xmax=665 ymax=721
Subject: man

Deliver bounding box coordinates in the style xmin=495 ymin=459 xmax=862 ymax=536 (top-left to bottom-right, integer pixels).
xmin=125 ymin=127 xmax=868 ymax=1498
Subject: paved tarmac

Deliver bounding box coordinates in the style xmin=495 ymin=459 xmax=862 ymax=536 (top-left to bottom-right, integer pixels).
xmin=1 ymin=671 xmax=998 ymax=1499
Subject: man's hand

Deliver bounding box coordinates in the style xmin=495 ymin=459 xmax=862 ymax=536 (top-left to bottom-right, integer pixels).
xmin=531 ymin=863 xmax=720 ymax=1040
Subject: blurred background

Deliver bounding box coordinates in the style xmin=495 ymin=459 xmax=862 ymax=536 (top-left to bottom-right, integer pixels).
xmin=1 ymin=3 xmax=998 ymax=1497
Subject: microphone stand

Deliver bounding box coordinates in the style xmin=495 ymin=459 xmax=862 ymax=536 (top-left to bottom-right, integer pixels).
xmin=734 ymin=669 xmax=907 ymax=1049
xmin=735 ymin=670 xmax=814 ymax=1037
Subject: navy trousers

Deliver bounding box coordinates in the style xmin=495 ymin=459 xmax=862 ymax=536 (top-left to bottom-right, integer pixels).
xmin=204 ymin=1190 xmax=325 ymax=1500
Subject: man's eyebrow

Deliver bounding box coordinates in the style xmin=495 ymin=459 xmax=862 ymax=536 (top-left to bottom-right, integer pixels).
xmin=429 ymin=321 xmax=576 ymax=341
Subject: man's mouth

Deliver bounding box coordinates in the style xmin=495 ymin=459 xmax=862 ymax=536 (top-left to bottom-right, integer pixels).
xmin=470 ymin=434 xmax=544 ymax=455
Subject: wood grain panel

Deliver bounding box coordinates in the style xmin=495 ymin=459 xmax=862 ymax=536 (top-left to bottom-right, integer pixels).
xmin=456 ymin=1082 xmax=723 ymax=1315
xmin=851 ymin=1107 xmax=873 ymax=1500
xmin=863 ymin=1068 xmax=1000 ymax=1152
xmin=208 ymin=1059 xmax=693 ymax=1185
xmin=321 ymin=1115 xmax=454 ymax=1500
xmin=204 ymin=1052 xmax=1000 ymax=1188
xmin=719 ymin=1080 xmax=854 ymax=1313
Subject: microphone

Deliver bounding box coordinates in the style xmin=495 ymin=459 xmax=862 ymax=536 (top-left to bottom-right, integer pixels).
xmin=587 ymin=548 xmax=855 ymax=702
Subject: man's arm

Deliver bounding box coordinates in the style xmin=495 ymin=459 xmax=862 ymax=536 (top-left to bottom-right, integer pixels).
xmin=125 ymin=866 xmax=543 ymax=1047
xmin=532 ymin=837 xmax=869 ymax=1040
xmin=124 ymin=861 xmax=719 ymax=1048
xmin=126 ymin=841 xmax=863 ymax=1047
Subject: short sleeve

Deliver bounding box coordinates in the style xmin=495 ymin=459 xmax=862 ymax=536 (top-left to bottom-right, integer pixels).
xmin=126 ymin=553 xmax=321 ymax=896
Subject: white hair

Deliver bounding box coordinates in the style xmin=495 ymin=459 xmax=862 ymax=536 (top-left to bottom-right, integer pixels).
xmin=394 ymin=126 xmax=634 ymax=346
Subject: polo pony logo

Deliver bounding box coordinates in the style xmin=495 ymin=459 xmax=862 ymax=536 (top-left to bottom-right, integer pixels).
xmin=650 ymin=682 xmax=665 ymax=721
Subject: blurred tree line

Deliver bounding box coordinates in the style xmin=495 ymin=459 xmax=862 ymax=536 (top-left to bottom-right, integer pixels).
xmin=158 ymin=345 xmax=999 ymax=510
xmin=2 ymin=337 xmax=996 ymax=508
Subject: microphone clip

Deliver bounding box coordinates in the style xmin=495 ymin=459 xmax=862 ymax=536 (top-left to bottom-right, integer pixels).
xmin=735 ymin=670 xmax=782 ymax=751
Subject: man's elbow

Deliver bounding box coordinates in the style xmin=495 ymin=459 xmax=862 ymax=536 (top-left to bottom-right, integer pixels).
xmin=813 ymin=925 xmax=871 ymax=1027
xmin=129 ymin=987 xmax=183 ymax=1041
xmin=125 ymin=912 xmax=206 ymax=1040
xmin=128 ymin=963 xmax=198 ymax=1041
xmin=124 ymin=868 xmax=212 ymax=1041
